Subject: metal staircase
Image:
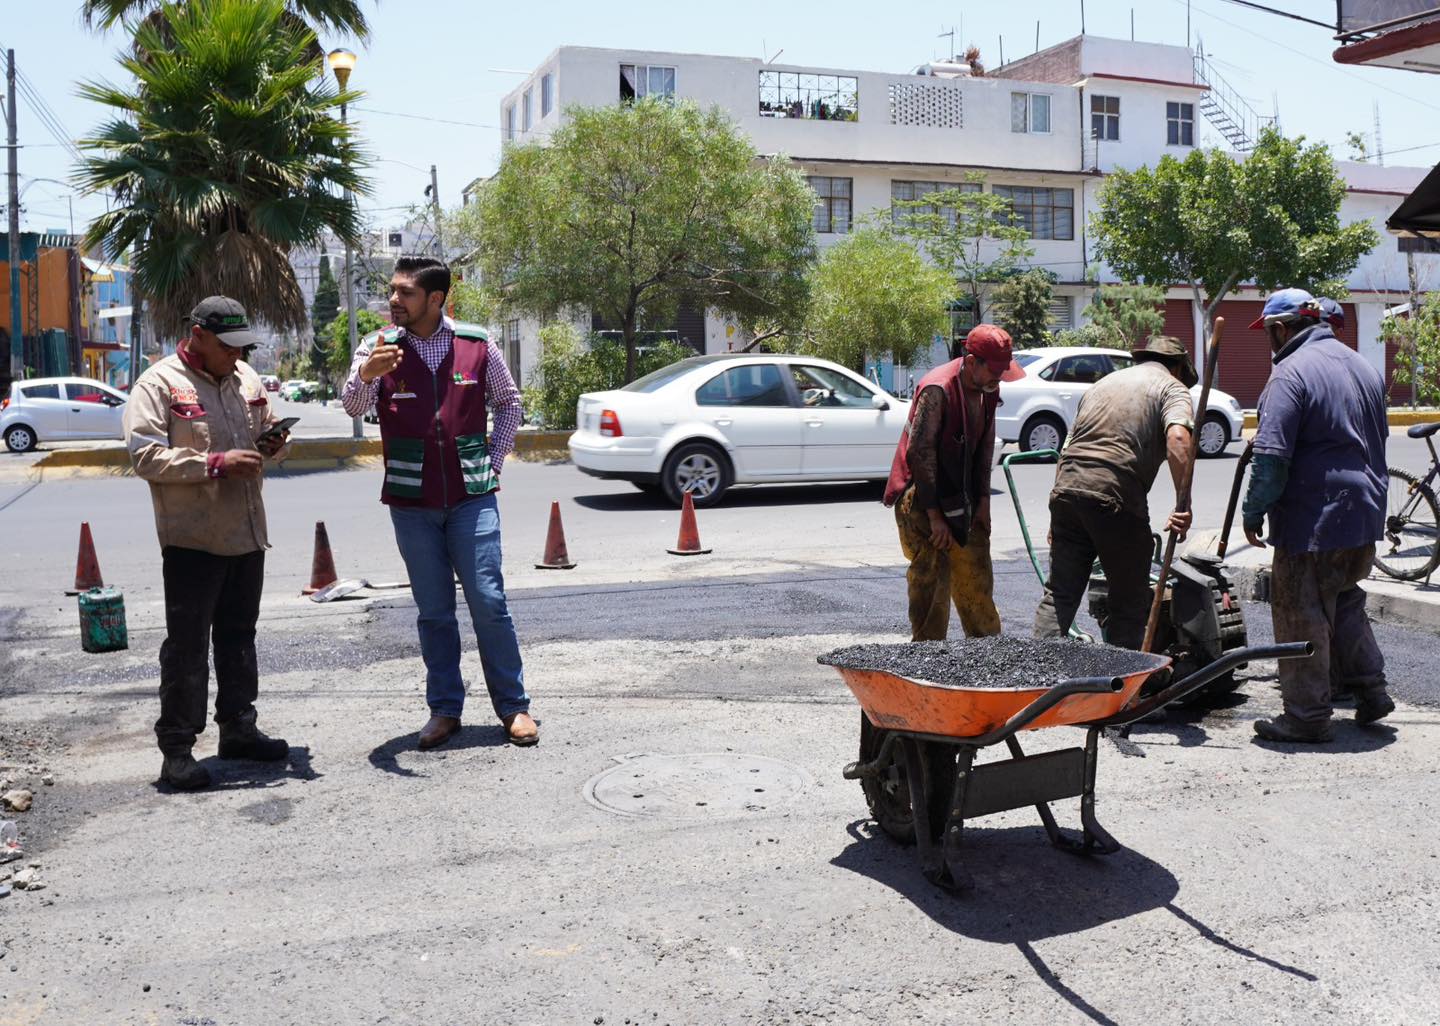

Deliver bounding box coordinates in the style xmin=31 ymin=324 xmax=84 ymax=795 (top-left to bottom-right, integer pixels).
xmin=1192 ymin=42 xmax=1276 ymax=152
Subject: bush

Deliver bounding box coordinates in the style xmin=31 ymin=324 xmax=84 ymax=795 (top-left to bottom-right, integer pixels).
xmin=521 ymin=323 xmax=693 ymax=429
xmin=992 ymin=268 xmax=1056 ymax=348
xmin=1051 ymin=323 xmax=1110 ymax=349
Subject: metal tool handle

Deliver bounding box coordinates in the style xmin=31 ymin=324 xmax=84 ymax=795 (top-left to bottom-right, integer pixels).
xmin=1217 ymin=441 xmax=1255 ymax=559
xmin=963 ymin=675 xmax=1123 ymax=748
xmin=1088 ymin=641 xmax=1313 ymax=729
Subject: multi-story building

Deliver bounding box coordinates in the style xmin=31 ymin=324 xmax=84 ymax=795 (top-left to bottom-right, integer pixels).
xmin=495 ymin=35 xmax=1438 ymax=405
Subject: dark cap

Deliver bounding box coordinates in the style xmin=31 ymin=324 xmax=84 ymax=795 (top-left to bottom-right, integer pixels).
xmin=189 ymin=296 xmax=262 ymax=349
xmin=1134 ymin=334 xmax=1198 ymax=388
xmin=964 ymin=324 xmax=1025 ymax=382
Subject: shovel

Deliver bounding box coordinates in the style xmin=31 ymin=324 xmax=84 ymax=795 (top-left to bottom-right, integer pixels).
xmin=309 ymin=578 xmax=409 ymax=603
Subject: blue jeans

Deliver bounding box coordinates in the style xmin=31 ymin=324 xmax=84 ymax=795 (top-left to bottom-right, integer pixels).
xmin=389 ymin=495 xmax=529 ymax=720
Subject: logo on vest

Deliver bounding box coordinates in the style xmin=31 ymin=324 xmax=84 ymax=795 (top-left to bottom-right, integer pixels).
xmin=168 ymin=385 xmax=199 ymax=405
xmin=452 ymin=372 xmax=479 ymax=386
xmin=390 ymin=379 xmax=416 ymax=400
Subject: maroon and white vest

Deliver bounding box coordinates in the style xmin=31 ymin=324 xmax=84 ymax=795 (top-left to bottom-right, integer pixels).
xmin=883 ymin=359 xmax=997 ymax=508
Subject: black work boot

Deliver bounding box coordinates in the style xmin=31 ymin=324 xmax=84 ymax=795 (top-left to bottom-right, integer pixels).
xmin=218 ymin=713 xmax=289 ymax=762
xmin=1355 ymin=689 xmax=1396 ymax=726
xmin=160 ymin=752 xmax=212 ymax=791
xmin=1254 ymin=714 xmax=1334 ymax=744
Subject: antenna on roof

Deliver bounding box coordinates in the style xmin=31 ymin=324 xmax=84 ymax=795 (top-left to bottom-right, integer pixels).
xmin=1081 ymin=0 xmax=1087 ymax=35
xmin=938 ymin=25 xmax=957 ymax=62
xmin=999 ymin=35 xmax=1005 ymax=66
xmin=1374 ymin=100 xmax=1385 ymax=166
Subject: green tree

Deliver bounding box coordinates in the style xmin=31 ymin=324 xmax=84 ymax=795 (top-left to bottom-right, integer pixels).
xmin=77 ymin=0 xmax=368 ymax=338
xmin=322 ymin=307 xmax=385 ymax=378
xmin=1382 ymin=299 xmax=1440 ymax=405
xmin=453 ymin=98 xmax=815 ymax=382
xmin=795 ymin=228 xmax=952 ymax=371
xmin=312 ymin=253 xmax=340 ymax=335
xmin=446 ymin=276 xmax=496 ymax=325
xmin=885 ymin=172 xmax=1033 ymax=326
xmin=1091 ymin=128 xmax=1378 ymax=342
xmin=1082 ymin=283 xmax=1166 ymax=350
xmin=521 ymin=322 xmax=693 ymax=429
xmin=992 ymin=269 xmax=1055 ymax=348
xmin=81 ymin=0 xmax=372 ymax=37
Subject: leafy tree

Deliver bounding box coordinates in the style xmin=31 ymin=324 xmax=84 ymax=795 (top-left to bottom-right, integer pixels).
xmin=992 ymin=269 xmax=1055 ymax=348
xmin=1345 ymin=130 xmax=1369 ymax=163
xmin=77 ymin=0 xmax=368 ymax=337
xmin=81 ymin=0 xmax=372 ymax=37
xmin=446 ymin=276 xmax=496 ymax=325
xmin=1091 ymin=128 xmax=1378 ymax=341
xmin=322 ymin=307 xmax=385 ymax=378
xmin=793 ymin=228 xmax=952 ymax=371
xmin=312 ymin=252 xmax=340 ymax=334
xmin=885 ymin=171 xmax=1033 ymax=325
xmin=522 ymin=322 xmax=692 ymax=429
xmin=454 ymin=98 xmax=815 ymax=382
xmin=1082 ymin=283 xmax=1165 ymax=350
xmin=1382 ymin=299 xmax=1440 ymax=405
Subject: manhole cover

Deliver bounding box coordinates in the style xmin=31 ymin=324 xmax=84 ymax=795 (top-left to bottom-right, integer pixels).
xmin=583 ymin=752 xmax=810 ymax=819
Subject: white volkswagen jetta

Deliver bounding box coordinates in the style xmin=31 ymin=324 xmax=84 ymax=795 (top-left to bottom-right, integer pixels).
xmin=568 ymin=353 xmax=909 ymax=506
xmin=2 ymin=376 xmax=129 ymax=452
xmin=995 ymin=346 xmax=1245 ymax=458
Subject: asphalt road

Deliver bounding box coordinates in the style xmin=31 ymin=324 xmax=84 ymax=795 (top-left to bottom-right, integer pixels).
xmin=4 ymin=441 xmax=1440 ymax=1024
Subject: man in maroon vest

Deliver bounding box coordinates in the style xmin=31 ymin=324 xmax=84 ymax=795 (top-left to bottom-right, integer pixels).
xmin=884 ymin=324 xmax=1023 ymax=641
xmin=341 ymin=256 xmax=536 ymax=749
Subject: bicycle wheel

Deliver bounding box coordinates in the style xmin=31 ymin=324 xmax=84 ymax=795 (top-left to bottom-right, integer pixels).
xmin=1374 ymin=468 xmax=1440 ymax=581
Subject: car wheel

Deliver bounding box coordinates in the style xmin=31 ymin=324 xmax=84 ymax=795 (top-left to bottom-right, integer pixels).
xmin=1020 ymin=413 xmax=1066 ymax=455
xmin=661 ymin=441 xmax=732 ymax=508
xmin=1198 ymin=413 xmax=1230 ymax=458
xmin=4 ymin=424 xmax=36 ymax=453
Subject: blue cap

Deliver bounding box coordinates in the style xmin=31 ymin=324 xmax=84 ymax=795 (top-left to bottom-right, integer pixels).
xmin=1317 ymin=297 xmax=1346 ymax=329
xmin=1249 ymin=288 xmax=1320 ymax=330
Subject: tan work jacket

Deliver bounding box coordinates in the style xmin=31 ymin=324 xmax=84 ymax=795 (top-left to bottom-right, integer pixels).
xmin=122 ymin=352 xmax=281 ymax=556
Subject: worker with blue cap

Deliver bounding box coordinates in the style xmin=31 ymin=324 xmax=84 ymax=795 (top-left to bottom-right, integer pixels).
xmin=1242 ymin=287 xmax=1391 ymax=742
xmin=1317 ymin=297 xmax=1347 ymax=331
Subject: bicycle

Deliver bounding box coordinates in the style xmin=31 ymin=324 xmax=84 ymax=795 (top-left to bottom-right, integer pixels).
xmin=1375 ymin=422 xmax=1440 ymax=582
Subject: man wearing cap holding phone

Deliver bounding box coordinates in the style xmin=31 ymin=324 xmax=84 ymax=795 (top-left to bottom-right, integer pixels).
xmin=884 ymin=324 xmax=1023 ymax=641
xmin=123 ymin=296 xmax=292 ymax=791
xmin=1033 ymin=335 xmax=1197 ymax=648
xmin=1242 ymin=288 xmax=1390 ymax=743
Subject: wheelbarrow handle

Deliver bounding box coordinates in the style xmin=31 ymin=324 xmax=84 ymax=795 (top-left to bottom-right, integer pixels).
xmin=1088 ymin=641 xmax=1314 ymax=729
xmin=966 ymin=675 xmax=1124 ymax=748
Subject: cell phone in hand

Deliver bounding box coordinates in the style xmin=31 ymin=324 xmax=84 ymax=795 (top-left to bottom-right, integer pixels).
xmin=259 ymin=416 xmax=300 ymax=442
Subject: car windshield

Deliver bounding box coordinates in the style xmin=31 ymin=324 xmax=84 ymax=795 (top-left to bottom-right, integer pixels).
xmin=623 ymin=357 xmax=707 ymax=393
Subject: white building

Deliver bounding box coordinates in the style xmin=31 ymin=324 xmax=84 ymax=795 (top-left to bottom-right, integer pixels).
xmin=496 ymin=35 xmax=1437 ymax=405
xmin=290 ymin=221 xmax=441 ymax=322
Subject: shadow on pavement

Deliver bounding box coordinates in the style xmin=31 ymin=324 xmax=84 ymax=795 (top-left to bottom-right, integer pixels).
xmin=155 ymin=745 xmax=322 ymax=792
xmin=832 ymin=819 xmax=1318 ymax=1024
xmin=572 ymin=481 xmax=883 ymax=512
xmin=1251 ymin=721 xmax=1398 ymax=754
xmin=367 ymin=724 xmax=510 ymax=777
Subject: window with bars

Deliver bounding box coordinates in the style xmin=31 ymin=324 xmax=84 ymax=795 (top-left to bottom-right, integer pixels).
xmin=1091 ymin=95 xmax=1120 ymax=140
xmin=541 ymin=73 xmax=554 ymax=118
xmin=504 ymin=105 xmax=516 ymax=142
xmin=503 ymin=320 xmax=522 ymax=383
xmin=890 ymin=180 xmax=982 ymax=231
xmin=1010 ymin=92 xmax=1051 ymax=134
xmin=992 ymin=185 xmax=1075 ymax=241
xmin=759 ymin=71 xmax=859 ymax=121
xmin=620 ymin=64 xmax=676 ymax=101
xmin=522 ymin=89 xmax=533 ymax=133
xmin=1166 ymin=101 xmax=1194 ymax=146
xmin=808 ymin=176 xmax=853 ymax=234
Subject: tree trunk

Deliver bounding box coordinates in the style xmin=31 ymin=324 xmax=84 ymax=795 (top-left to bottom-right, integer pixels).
xmin=622 ymin=303 xmax=638 ymax=384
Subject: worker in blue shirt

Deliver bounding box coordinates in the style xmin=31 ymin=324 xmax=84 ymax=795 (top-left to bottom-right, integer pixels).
xmin=1242 ymin=288 xmax=1392 ymax=743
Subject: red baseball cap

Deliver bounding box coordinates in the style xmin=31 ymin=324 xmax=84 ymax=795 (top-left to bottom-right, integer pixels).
xmin=965 ymin=324 xmax=1025 ymax=382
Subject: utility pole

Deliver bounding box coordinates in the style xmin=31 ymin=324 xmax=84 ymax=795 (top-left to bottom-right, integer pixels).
xmin=1409 ymin=250 xmax=1420 ymax=411
xmin=427 ymin=165 xmax=444 ymax=259
xmin=6 ymin=49 xmax=22 ymax=381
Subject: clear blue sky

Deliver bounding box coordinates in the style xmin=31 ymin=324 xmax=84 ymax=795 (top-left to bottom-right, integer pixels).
xmin=6 ymin=0 xmax=1440 ymax=239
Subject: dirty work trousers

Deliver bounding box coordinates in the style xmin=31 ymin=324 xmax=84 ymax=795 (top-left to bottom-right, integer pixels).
xmin=895 ymin=485 xmax=1001 ymax=641
xmin=156 ymin=546 xmax=265 ymax=755
xmin=1271 ymin=544 xmax=1386 ymax=727
xmin=1033 ymin=493 xmax=1153 ymax=649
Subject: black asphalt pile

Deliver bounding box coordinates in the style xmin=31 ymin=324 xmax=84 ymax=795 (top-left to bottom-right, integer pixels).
xmin=818 ymin=636 xmax=1164 ymax=689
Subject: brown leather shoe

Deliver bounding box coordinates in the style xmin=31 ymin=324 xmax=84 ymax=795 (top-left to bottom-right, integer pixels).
xmin=503 ymin=711 xmax=539 ymax=747
xmin=418 ymin=715 xmax=461 ymax=750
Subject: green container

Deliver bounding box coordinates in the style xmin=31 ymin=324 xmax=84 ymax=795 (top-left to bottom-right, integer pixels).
xmin=79 ymin=587 xmax=129 ymax=653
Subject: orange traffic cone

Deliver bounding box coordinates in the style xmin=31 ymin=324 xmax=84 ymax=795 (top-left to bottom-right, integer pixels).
xmin=667 ymin=491 xmax=712 ymax=556
xmin=68 ymin=522 xmax=104 ymax=595
xmin=535 ymin=501 xmax=576 ymax=569
xmin=302 ymin=521 xmax=339 ymax=595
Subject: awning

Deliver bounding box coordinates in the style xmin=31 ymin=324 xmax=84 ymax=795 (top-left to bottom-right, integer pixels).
xmin=83 ymin=340 xmax=126 ymax=351
xmin=96 ymin=305 xmax=133 ymax=319
xmin=81 ymin=257 xmax=115 ymax=282
xmin=1387 ymin=162 xmax=1440 ymax=237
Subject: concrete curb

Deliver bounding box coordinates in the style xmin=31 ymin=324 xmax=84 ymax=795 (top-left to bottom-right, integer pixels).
xmin=1230 ymin=564 xmax=1440 ymax=631
xmin=1241 ymin=409 xmax=1439 ymax=430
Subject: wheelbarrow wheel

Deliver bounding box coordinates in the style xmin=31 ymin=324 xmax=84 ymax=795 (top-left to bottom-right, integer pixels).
xmin=858 ymin=714 xmax=955 ymax=846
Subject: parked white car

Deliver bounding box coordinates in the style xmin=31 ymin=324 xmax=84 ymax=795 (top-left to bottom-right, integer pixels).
xmin=1 ymin=376 xmax=129 ymax=452
xmin=569 ymin=354 xmax=909 ymax=506
xmin=996 ymin=347 xmax=1245 ymax=458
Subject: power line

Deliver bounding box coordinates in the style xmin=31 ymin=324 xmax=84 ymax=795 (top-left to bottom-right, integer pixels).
xmin=354 ymin=106 xmax=500 ymax=131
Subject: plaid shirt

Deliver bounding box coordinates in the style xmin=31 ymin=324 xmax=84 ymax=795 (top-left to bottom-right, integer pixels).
xmin=341 ymin=317 xmax=521 ymax=470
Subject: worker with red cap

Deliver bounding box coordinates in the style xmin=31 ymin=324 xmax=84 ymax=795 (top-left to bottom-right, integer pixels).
xmin=884 ymin=324 xmax=1024 ymax=640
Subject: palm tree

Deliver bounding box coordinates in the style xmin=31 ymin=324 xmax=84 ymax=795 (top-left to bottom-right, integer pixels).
xmin=76 ymin=0 xmax=369 ymax=336
xmin=81 ymin=0 xmax=371 ymax=39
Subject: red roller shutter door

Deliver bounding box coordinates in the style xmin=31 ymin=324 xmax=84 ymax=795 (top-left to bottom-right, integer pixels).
xmin=1162 ymin=299 xmax=1197 ymax=361
xmin=1211 ymin=300 xmax=1357 ymax=407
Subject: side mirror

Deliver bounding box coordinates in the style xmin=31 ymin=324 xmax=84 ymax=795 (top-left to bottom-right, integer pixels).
xmin=871 ymin=394 xmax=890 ymax=411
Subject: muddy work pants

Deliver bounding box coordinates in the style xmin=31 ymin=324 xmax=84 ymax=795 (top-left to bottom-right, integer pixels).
xmin=895 ymin=486 xmax=1001 ymax=641
xmin=1271 ymin=544 xmax=1386 ymax=727
xmin=1033 ymin=493 xmax=1153 ymax=649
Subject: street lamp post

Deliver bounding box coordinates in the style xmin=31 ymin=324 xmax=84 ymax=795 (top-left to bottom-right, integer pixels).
xmin=327 ymin=48 xmax=363 ymax=440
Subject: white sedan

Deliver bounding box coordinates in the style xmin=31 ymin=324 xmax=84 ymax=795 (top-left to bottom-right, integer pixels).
xmin=996 ymin=346 xmax=1245 ymax=458
xmin=568 ymin=353 xmax=909 ymax=506
xmin=1 ymin=376 xmax=128 ymax=452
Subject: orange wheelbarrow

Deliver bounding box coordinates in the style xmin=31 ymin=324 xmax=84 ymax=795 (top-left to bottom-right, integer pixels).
xmin=821 ymin=640 xmax=1312 ymax=891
